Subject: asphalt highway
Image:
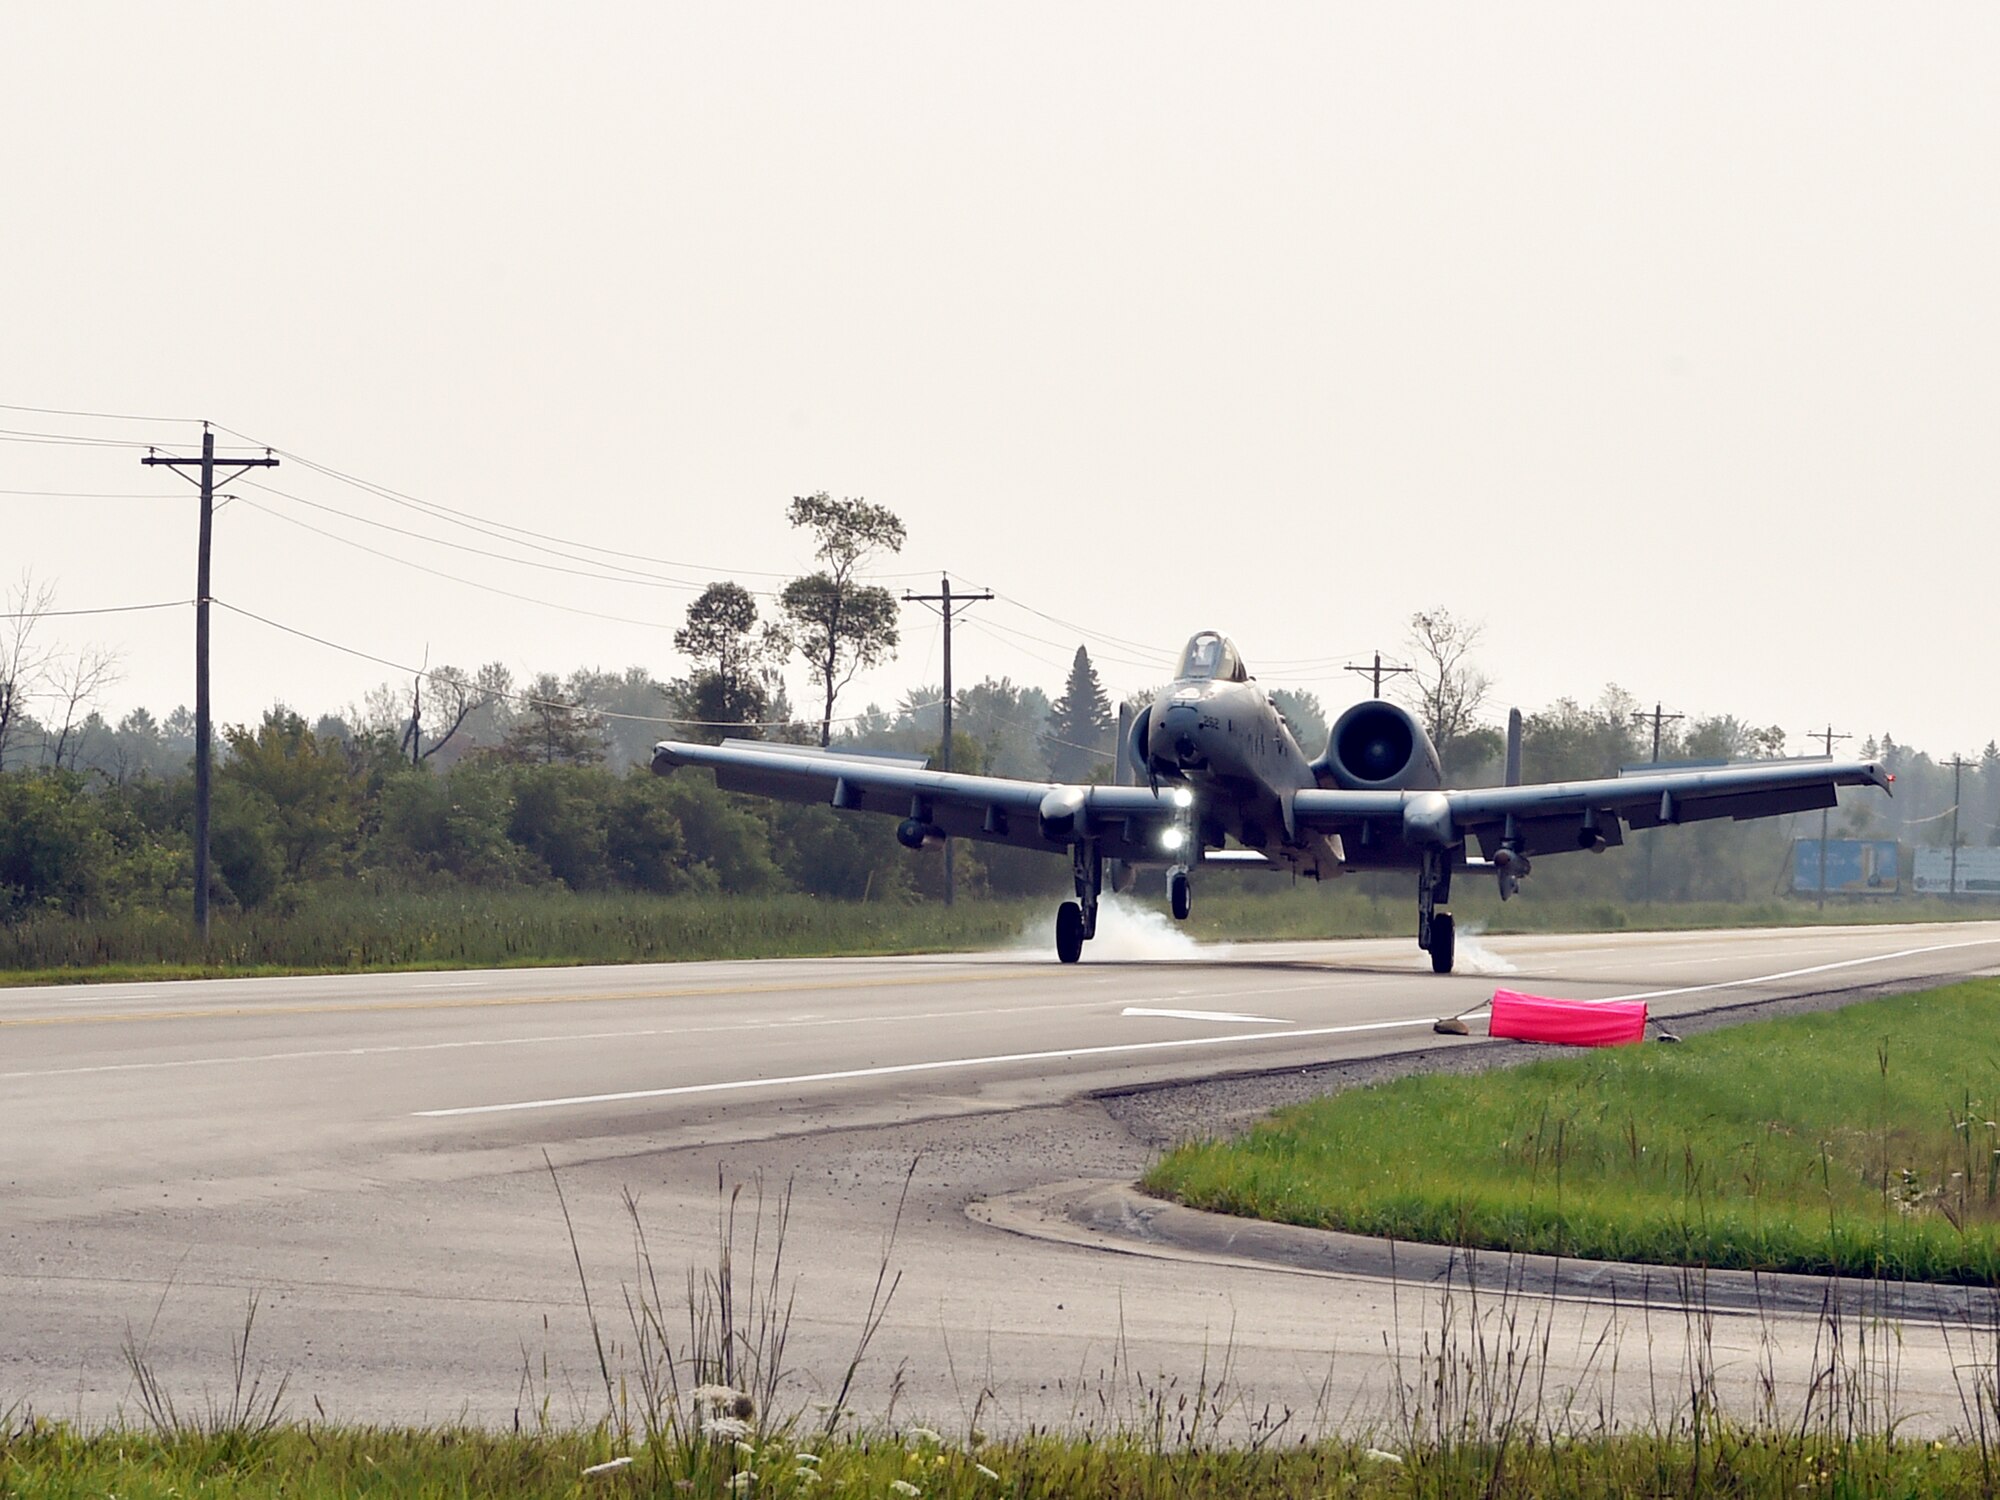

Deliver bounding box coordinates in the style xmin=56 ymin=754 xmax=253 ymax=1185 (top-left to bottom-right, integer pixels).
xmin=4 ymin=914 xmax=1999 ymax=1434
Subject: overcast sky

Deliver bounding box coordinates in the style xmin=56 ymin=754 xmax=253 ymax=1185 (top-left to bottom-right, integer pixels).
xmin=6 ymin=5 xmax=1995 ymax=758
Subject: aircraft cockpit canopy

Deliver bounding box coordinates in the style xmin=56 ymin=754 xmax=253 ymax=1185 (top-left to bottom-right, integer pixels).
xmin=1176 ymin=631 xmax=1249 ymax=683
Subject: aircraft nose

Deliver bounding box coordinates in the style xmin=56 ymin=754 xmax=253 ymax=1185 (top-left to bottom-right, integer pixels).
xmin=1159 ymin=704 xmax=1204 ymax=769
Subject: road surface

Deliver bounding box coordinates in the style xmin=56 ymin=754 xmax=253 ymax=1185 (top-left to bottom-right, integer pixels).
xmin=3 ymin=915 xmax=1997 ymax=1435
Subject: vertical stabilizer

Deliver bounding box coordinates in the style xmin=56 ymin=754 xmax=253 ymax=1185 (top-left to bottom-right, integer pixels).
xmin=1505 ymin=708 xmax=1523 ymax=786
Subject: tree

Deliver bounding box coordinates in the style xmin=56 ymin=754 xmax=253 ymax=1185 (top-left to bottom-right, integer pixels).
xmin=219 ymin=709 xmax=360 ymax=886
xmin=1269 ymin=689 xmax=1328 ymax=759
xmin=1403 ymin=609 xmax=1491 ymax=758
xmin=497 ymin=672 xmax=605 ymax=765
xmin=1042 ymin=646 xmax=1114 ymax=781
xmin=44 ymin=644 xmax=120 ymax=770
xmin=956 ymin=676 xmax=1053 ymax=780
xmin=675 ymin=582 xmax=786 ymax=742
xmin=0 ymin=572 xmax=55 ymax=768
xmin=778 ymin=492 xmax=906 ymax=746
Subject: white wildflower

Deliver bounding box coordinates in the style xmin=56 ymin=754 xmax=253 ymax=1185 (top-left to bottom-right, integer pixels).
xmin=794 ymin=1469 xmax=821 ymax=1485
xmin=1364 ymin=1447 xmax=1404 ymax=1465
xmin=975 ymin=1462 xmax=1001 ymax=1480
xmin=582 ymin=1455 xmax=635 ymax=1477
xmin=736 ymin=1440 xmax=758 ymax=1458
xmin=904 ymin=1427 xmax=944 ymax=1448
xmin=729 ymin=1472 xmax=756 ymax=1493
xmin=889 ymin=1482 xmax=922 ymax=1497
xmin=708 ymin=1415 xmax=753 ymax=1444
xmin=695 ymin=1383 xmax=753 ymax=1417
xmin=794 ymin=1453 xmax=821 ymax=1466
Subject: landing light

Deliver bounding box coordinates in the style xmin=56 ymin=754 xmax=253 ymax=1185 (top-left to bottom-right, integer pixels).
xmin=1171 ymin=787 xmax=1194 ymax=809
xmin=1161 ymin=827 xmax=1186 ymax=851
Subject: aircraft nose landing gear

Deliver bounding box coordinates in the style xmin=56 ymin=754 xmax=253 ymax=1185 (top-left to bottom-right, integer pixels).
xmin=1055 ymin=841 xmax=1103 ymax=964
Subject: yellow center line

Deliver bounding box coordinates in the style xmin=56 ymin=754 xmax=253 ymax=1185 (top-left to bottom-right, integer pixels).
xmin=0 ymin=966 xmax=1041 ymax=1029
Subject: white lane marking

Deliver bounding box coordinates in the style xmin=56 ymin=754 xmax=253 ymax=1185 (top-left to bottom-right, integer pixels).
xmin=415 ymin=936 xmax=2000 ymax=1118
xmin=413 ymin=1016 xmax=1429 ymax=1117
xmin=1604 ymin=939 xmax=2000 ymax=1002
xmin=1122 ymin=1006 xmax=1292 ymax=1025
xmin=1527 ymin=939 xmax=2000 ymax=1006
xmin=0 ymin=997 xmax=1109 ymax=1084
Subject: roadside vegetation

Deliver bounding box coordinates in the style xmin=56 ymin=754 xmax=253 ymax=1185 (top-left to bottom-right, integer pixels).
xmin=10 ymin=1155 xmax=2000 ymax=1499
xmin=12 ymin=1421 xmax=2000 ymax=1499
xmin=1149 ymin=979 xmax=2000 ymax=1283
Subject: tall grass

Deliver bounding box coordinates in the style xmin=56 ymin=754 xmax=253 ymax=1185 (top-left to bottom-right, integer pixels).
xmin=0 ymin=889 xmax=1050 ymax=979
xmin=1149 ymin=979 xmax=2000 ymax=1283
xmin=21 ymin=1181 xmax=2000 ymax=1496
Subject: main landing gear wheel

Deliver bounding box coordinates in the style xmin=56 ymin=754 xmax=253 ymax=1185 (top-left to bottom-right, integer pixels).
xmin=1169 ymin=869 xmax=1192 ymax=922
xmin=1055 ymin=900 xmax=1085 ymax=964
xmin=1429 ymin=913 xmax=1456 ymax=975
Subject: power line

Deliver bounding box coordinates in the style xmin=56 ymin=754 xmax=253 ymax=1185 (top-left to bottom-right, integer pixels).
xmin=232 ymin=497 xmax=717 ymax=628
xmin=0 ymin=429 xmax=182 ymax=450
xmin=211 ymin=597 xmax=858 ymax=731
xmin=0 ymin=401 xmax=204 ymax=424
xmin=0 ymin=599 xmax=192 ymax=620
xmin=0 ymin=489 xmax=186 ymax=499
xmin=993 ymin=592 xmax=1173 ymax=660
xmin=966 ymin=610 xmax=1165 ymax=674
xmin=238 ymin=479 xmax=713 ymax=592
xmin=214 ymin=427 xmax=812 ymax=581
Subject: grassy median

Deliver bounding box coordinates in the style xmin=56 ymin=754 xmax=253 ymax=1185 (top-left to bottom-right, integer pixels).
xmin=1147 ymin=980 xmax=2000 ymax=1283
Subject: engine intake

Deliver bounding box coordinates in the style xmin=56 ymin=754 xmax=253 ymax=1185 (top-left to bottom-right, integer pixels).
xmin=1314 ymin=702 xmax=1444 ymax=791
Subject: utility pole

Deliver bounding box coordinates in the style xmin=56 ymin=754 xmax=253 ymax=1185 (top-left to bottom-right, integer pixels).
xmin=901 ymin=575 xmax=993 ymax=906
xmin=1631 ymin=702 xmax=1685 ymax=765
xmin=1344 ymin=651 xmax=1413 ymax=700
xmin=143 ymin=427 xmax=279 ymax=941
xmin=1948 ymin=754 xmax=1972 ymax=899
xmin=1804 ymin=724 xmax=1851 ymax=909
xmin=1630 ymin=702 xmax=1684 ymax=903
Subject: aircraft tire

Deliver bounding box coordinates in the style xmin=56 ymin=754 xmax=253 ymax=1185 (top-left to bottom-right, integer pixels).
xmin=1429 ymin=913 xmax=1455 ymax=975
xmin=1056 ymin=901 xmax=1085 ymax=964
xmin=1169 ymin=870 xmax=1192 ymax=922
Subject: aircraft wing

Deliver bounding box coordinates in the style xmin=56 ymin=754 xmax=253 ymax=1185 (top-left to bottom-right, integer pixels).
xmin=1293 ymin=759 xmax=1892 ymax=860
xmin=652 ymin=739 xmax=1188 ymax=858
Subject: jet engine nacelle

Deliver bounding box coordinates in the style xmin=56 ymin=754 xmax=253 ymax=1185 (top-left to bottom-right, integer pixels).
xmin=1313 ymin=702 xmax=1445 ymax=791
xmin=1126 ymin=707 xmax=1153 ymax=781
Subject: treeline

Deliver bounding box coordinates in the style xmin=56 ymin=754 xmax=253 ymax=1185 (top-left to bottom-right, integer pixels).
xmin=0 ymin=706 xmax=1083 ymax=921
xmin=3 ymin=658 xmax=1991 ymax=925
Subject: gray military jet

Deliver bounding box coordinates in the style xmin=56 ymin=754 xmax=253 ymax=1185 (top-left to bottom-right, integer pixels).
xmin=652 ymin=631 xmax=1891 ymax=971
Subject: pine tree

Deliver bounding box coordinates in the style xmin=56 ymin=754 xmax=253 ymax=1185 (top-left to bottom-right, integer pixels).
xmin=1042 ymin=646 xmax=1113 ymax=782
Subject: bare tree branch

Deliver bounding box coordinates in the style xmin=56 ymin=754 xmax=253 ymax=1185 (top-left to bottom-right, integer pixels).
xmin=1401 ymin=609 xmax=1491 ymax=755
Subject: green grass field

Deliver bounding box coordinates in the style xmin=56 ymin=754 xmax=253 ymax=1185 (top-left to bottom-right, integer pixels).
xmin=7 ymin=1421 xmax=2000 ymax=1499
xmin=2 ymin=884 xmax=1991 ymax=985
xmin=1147 ymin=980 xmax=2000 ymax=1283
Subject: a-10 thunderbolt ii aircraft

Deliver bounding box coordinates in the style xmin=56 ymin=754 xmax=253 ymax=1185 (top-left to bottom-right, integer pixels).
xmin=652 ymin=631 xmax=1892 ymax=972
